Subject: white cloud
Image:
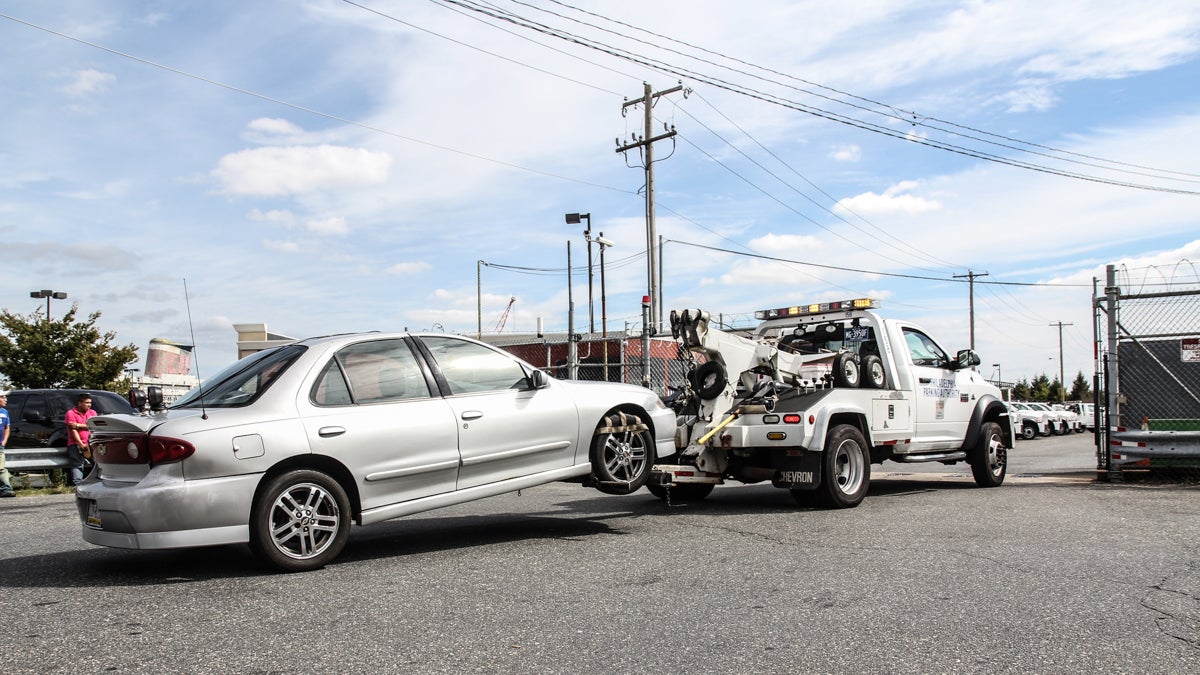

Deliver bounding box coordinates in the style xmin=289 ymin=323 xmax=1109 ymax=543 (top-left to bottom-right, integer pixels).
xmin=246 ymin=118 xmax=304 ymax=137
xmin=60 ymin=69 xmax=115 ymax=97
xmin=747 ymin=233 xmax=823 ymax=253
xmin=994 ymin=83 xmax=1058 ymax=113
xmin=211 ymin=145 xmax=392 ymax=196
xmin=386 ymin=261 xmax=432 ymax=275
xmin=263 ymin=240 xmax=301 ymax=253
xmin=248 ymin=208 xmax=296 ymax=226
xmin=306 ymin=216 xmax=348 ymax=236
xmin=835 ymin=183 xmax=942 ymax=216
xmin=829 ymin=144 xmax=862 ymax=162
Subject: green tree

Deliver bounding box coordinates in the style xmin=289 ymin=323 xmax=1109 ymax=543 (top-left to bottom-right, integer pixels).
xmin=1048 ymin=377 xmax=1064 ymax=403
xmin=0 ymin=305 xmax=138 ymax=389
xmin=1012 ymin=378 xmax=1031 ymax=401
xmin=1068 ymin=371 xmax=1093 ymax=402
xmin=1030 ymin=373 xmax=1052 ymax=401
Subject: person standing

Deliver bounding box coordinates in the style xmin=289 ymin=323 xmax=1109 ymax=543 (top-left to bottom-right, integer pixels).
xmin=0 ymin=392 xmax=13 ymax=497
xmin=64 ymin=393 xmax=96 ymax=487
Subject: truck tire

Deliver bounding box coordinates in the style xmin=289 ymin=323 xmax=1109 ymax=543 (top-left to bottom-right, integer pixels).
xmin=647 ymin=483 xmax=714 ymax=502
xmin=832 ymin=353 xmax=860 ymax=388
xmin=862 ymin=354 xmax=885 ymax=388
xmin=809 ymin=424 xmax=870 ymax=508
xmin=1021 ymin=422 xmax=1037 ymax=440
xmin=969 ymin=421 xmax=1007 ymax=488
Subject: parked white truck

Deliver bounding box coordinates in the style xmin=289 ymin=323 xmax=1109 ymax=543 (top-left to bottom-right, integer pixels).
xmin=654 ymin=298 xmax=1013 ymax=507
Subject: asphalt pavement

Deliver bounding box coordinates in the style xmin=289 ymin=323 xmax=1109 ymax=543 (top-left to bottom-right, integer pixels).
xmin=1 ymin=432 xmax=1197 ymax=673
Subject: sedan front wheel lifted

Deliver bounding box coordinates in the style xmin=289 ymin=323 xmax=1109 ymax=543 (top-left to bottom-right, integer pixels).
xmin=250 ymin=469 xmax=352 ymax=572
xmin=591 ymin=411 xmax=654 ymax=494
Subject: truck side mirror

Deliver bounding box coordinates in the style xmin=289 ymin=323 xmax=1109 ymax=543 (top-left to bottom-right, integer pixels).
xmin=956 ymin=349 xmax=981 ymax=369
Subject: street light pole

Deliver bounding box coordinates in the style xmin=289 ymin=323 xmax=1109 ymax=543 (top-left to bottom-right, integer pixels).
xmin=596 ymin=233 xmax=614 ymax=338
xmin=565 ymin=213 xmax=594 ymax=334
xmin=30 ymin=289 xmax=67 ymax=320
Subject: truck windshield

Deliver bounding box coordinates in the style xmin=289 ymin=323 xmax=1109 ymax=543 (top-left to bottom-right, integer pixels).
xmin=173 ymin=344 xmax=307 ymax=409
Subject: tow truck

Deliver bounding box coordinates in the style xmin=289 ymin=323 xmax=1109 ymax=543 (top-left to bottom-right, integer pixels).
xmin=653 ymin=298 xmax=1013 ymax=507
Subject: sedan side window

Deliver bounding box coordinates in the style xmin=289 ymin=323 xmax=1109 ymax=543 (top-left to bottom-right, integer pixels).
xmin=420 ymin=336 xmax=530 ymax=395
xmin=313 ymin=338 xmax=430 ymax=406
xmin=903 ymin=329 xmax=949 ymax=367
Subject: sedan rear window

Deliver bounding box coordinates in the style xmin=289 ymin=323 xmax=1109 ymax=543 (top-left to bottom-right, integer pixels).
xmin=312 ymin=338 xmax=430 ymax=406
xmin=174 ymin=344 xmax=305 ymax=408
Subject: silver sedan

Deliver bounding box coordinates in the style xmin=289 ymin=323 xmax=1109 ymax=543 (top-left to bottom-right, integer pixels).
xmin=76 ymin=332 xmax=675 ymax=572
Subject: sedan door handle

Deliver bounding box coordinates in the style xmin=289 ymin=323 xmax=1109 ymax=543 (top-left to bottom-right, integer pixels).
xmin=918 ymin=377 xmax=932 ymax=384
xmin=460 ymin=410 xmax=484 ymax=421
xmin=318 ymin=426 xmax=346 ymax=438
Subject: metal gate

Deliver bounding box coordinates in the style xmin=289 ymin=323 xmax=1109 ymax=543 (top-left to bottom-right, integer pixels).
xmin=1096 ymin=264 xmax=1200 ymax=479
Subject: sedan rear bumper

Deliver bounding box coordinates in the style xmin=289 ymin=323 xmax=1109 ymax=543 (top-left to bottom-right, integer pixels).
xmin=75 ymin=468 xmax=261 ymax=550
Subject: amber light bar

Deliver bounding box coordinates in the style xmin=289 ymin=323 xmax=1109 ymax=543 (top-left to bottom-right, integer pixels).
xmin=754 ymin=298 xmax=878 ymax=320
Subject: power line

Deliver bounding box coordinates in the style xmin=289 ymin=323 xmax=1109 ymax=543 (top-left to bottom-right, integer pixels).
xmin=528 ymin=0 xmax=1200 ymax=182
xmin=665 ymin=239 xmax=1094 ymax=287
xmin=435 ymin=0 xmax=1200 ymax=195
xmin=674 ymin=97 xmax=963 ymax=273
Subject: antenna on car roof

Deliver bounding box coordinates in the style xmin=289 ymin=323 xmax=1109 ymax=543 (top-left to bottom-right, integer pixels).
xmin=183 ymin=278 xmax=208 ymax=421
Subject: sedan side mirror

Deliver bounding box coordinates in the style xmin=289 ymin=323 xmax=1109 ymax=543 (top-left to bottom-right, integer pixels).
xmin=528 ymin=370 xmax=550 ymax=390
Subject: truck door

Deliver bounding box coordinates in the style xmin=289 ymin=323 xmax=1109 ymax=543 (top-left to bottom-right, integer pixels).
xmin=903 ymin=328 xmax=973 ymax=450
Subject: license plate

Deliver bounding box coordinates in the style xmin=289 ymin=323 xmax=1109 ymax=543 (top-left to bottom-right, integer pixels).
xmin=85 ymin=500 xmax=102 ymax=529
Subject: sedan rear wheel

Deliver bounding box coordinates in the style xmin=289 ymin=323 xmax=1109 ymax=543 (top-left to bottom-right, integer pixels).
xmin=250 ymin=469 xmax=351 ymax=572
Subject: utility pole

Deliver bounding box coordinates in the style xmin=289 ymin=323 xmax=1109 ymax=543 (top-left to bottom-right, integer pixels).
xmin=1050 ymin=320 xmax=1074 ymax=401
xmin=953 ymin=270 xmax=988 ymax=350
xmin=616 ymin=82 xmax=684 ymax=334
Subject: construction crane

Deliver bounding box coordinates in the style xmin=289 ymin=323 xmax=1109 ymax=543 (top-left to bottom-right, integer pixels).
xmin=494 ymin=296 xmax=516 ymax=333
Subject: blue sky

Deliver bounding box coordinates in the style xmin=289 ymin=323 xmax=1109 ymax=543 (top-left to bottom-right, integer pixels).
xmin=2 ymin=0 xmax=1199 ymax=386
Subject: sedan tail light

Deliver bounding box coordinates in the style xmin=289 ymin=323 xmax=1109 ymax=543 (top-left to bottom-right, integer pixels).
xmin=90 ymin=433 xmax=196 ymax=465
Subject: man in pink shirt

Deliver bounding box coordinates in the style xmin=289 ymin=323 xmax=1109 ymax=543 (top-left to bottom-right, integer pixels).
xmin=65 ymin=393 xmax=96 ymax=487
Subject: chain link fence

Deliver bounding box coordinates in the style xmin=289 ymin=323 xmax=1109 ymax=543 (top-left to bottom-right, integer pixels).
xmin=490 ymin=333 xmax=693 ymax=396
xmin=1097 ymin=264 xmax=1200 ymax=481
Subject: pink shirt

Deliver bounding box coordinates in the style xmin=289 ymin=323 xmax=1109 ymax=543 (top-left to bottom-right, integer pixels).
xmin=65 ymin=408 xmax=97 ymax=445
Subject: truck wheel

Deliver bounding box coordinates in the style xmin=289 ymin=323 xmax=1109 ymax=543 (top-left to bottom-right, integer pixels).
xmin=832 ymin=353 xmax=860 ymax=388
xmin=249 ymin=469 xmax=352 ymax=573
xmin=590 ymin=412 xmax=653 ymax=493
xmin=813 ymin=424 xmax=870 ymax=508
xmin=647 ymin=483 xmax=714 ymax=502
xmin=1021 ymin=422 xmax=1037 ymax=440
xmin=862 ymin=354 xmax=885 ymax=388
xmin=969 ymin=421 xmax=1007 ymax=488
